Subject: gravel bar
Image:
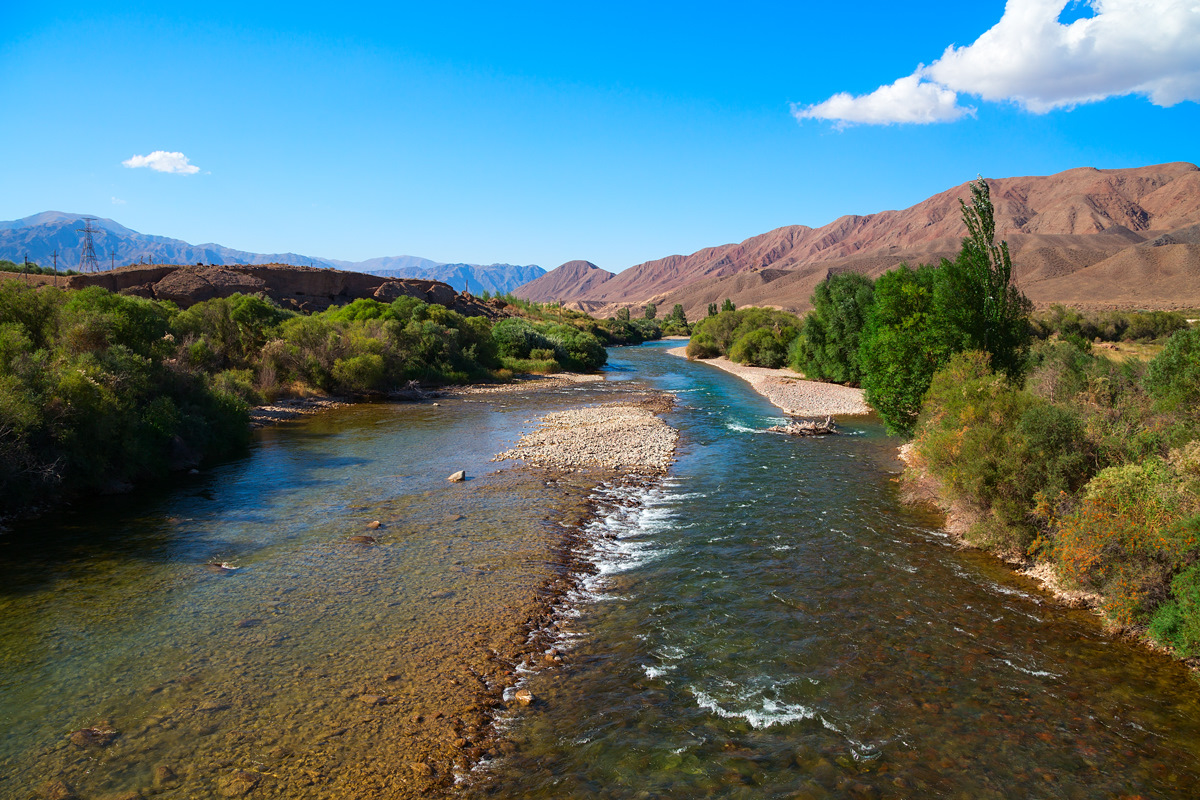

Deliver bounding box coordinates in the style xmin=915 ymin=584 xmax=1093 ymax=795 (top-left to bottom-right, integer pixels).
xmin=494 ymin=395 xmax=678 ymax=474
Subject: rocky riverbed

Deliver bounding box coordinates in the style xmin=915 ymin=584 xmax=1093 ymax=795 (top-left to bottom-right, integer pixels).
xmin=493 ymin=394 xmax=679 ymax=474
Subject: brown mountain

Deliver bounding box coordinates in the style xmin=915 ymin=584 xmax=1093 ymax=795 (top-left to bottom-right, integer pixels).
xmin=538 ymin=162 xmax=1200 ymax=318
xmin=513 ymin=260 xmax=615 ymax=302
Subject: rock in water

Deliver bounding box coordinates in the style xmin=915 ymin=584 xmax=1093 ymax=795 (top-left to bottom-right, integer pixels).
xmin=448 ymin=470 xmax=466 ymax=482
xmin=37 ymin=780 xmax=77 ymax=800
xmin=513 ymin=688 xmax=535 ymax=705
xmin=68 ymin=725 xmax=118 ymax=748
xmin=216 ymin=770 xmax=260 ymax=797
xmin=366 ymin=520 xmax=381 ymax=530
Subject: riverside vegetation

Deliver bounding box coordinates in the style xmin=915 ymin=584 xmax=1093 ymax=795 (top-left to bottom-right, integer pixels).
xmin=0 ymin=283 xmax=644 ymax=517
xmin=690 ymin=177 xmax=1200 ymax=663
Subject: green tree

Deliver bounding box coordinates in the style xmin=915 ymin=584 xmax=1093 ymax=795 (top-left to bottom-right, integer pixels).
xmin=793 ymin=272 xmax=874 ymax=384
xmin=707 ymin=302 xmax=718 ymax=317
xmin=616 ymin=306 xmax=631 ymax=322
xmin=721 ymin=298 xmax=735 ymax=313
xmin=670 ymin=303 xmax=687 ymax=325
xmin=858 ymin=264 xmax=945 ymax=434
xmin=644 ymin=302 xmax=657 ymax=320
xmin=934 ymin=177 xmax=1032 ymax=377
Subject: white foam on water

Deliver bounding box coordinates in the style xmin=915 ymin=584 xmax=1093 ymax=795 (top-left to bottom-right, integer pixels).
xmin=725 ymin=422 xmax=760 ymax=434
xmin=690 ymin=687 xmax=815 ymax=729
xmin=1000 ymin=658 xmax=1061 ymax=679
xmin=571 ymin=480 xmax=689 ymax=603
xmin=985 ymin=581 xmax=1040 ymax=602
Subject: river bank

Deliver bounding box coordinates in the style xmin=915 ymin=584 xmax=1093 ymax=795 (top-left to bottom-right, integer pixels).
xmin=896 ymin=439 xmax=1200 ymax=674
xmin=666 ymin=347 xmax=871 ymax=416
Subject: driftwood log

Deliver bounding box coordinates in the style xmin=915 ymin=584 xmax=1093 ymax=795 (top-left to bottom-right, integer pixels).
xmin=766 ymin=416 xmax=838 ymax=436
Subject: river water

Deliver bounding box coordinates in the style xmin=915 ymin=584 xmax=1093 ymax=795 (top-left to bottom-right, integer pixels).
xmin=3 ymin=340 xmax=1200 ymax=799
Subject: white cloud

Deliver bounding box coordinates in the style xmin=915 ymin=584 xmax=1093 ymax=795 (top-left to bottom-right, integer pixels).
xmin=792 ymin=74 xmax=973 ymax=126
xmin=122 ymin=150 xmax=201 ymax=174
xmin=794 ymin=0 xmax=1200 ymax=126
xmin=111 ymin=196 xmax=126 ymax=205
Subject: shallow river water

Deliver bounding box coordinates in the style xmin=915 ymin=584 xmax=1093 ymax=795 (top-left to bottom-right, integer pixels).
xmin=3 ymin=340 xmax=1200 ymax=800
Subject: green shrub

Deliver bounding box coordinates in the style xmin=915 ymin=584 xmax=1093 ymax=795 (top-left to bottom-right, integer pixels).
xmin=729 ymin=327 xmax=789 ymax=368
xmin=1051 ymin=454 xmax=1200 ymax=625
xmin=544 ymin=324 xmax=607 ymax=371
xmin=500 ymin=356 xmax=560 ymax=374
xmin=491 ymin=318 xmax=555 ymax=360
xmin=332 ymin=353 xmax=387 ymax=393
xmin=685 ymin=331 xmax=720 ymax=359
xmin=1148 ymin=560 xmax=1200 ymax=655
xmin=1145 ymin=326 xmax=1200 ymax=412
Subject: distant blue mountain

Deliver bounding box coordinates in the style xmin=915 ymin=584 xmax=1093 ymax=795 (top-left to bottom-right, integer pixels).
xmin=0 ymin=212 xmax=544 ymax=294
xmin=358 ymin=263 xmax=547 ymax=295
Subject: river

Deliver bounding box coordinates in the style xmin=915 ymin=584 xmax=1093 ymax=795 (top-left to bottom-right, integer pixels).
xmin=3 ymin=340 xmax=1200 ymax=799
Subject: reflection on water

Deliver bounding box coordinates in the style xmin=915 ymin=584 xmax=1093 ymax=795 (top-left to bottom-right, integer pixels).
xmin=474 ymin=341 xmax=1200 ymax=800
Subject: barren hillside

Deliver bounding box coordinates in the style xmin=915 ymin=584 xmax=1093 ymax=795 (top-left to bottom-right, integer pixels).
xmin=538 ymin=162 xmax=1200 ymax=318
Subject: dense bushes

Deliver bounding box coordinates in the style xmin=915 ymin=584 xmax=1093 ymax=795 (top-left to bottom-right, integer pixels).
xmin=685 ymin=307 xmax=801 ymax=367
xmin=1145 ymin=325 xmax=1200 ymax=412
xmin=1032 ymin=305 xmax=1190 ymax=344
xmin=911 ymin=332 xmax=1200 ymax=653
xmin=1 ymin=282 xmax=614 ymax=515
xmin=0 ymin=283 xmax=250 ymax=513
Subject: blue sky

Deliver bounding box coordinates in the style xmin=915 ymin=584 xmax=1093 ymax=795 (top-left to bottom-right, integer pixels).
xmin=1 ymin=1 xmax=1197 ymax=271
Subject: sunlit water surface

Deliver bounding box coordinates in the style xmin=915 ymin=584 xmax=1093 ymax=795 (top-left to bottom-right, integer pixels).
xmin=2 ymin=342 xmax=1199 ymax=800
xmin=474 ymin=341 xmax=1200 ymax=800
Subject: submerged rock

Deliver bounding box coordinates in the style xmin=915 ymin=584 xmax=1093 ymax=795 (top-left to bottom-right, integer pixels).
xmin=513 ymin=688 xmax=535 ymax=706
xmin=152 ymin=765 xmax=179 ymax=788
xmin=68 ymin=724 xmax=118 ymax=748
xmin=37 ymin=780 xmax=77 ymax=800
xmin=216 ymin=769 xmax=260 ymax=797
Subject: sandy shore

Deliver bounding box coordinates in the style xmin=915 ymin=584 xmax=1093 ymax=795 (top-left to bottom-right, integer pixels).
xmin=667 ymin=347 xmax=871 ymax=417
xmin=494 ymin=394 xmax=678 ymax=474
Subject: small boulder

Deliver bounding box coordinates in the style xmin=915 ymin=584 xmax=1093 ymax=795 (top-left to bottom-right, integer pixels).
xmin=408 ymin=762 xmax=433 ymax=778
xmin=216 ymin=769 xmax=260 ymax=797
xmin=68 ymin=725 xmax=119 ymax=748
xmin=358 ymin=694 xmax=388 ymax=706
xmin=366 ymin=520 xmax=381 ymax=530
xmin=513 ymin=688 xmax=535 ymax=706
xmin=447 ymin=470 xmax=466 ymax=482
xmin=153 ymin=765 xmax=179 ymax=789
xmin=347 ymin=535 xmax=376 ymax=544
xmin=37 ymin=780 xmax=77 ymax=800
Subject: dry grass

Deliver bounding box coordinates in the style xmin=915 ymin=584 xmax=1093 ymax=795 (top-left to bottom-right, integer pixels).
xmin=1092 ymin=341 xmax=1165 ymax=362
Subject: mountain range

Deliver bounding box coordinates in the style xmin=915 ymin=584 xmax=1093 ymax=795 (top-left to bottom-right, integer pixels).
xmin=0 ymin=212 xmax=544 ymax=296
xmin=514 ymin=162 xmax=1200 ymax=317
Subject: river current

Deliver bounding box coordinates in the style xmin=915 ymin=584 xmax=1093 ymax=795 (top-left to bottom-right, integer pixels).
xmin=3 ymin=340 xmax=1200 ymax=799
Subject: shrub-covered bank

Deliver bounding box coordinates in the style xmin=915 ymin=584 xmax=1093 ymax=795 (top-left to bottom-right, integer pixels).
xmin=682 ymin=176 xmax=1200 ymax=663
xmin=0 ymin=283 xmax=628 ymax=517
xmin=745 ymin=176 xmax=1200 ymax=662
